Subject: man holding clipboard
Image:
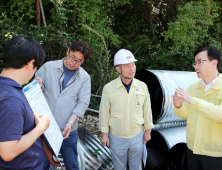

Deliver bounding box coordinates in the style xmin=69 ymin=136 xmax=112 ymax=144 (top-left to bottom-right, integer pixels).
xmin=0 ymin=36 xmax=59 ymax=169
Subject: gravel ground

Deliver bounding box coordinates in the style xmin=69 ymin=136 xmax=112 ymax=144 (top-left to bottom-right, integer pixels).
xmin=78 ymin=112 xmax=102 ymax=139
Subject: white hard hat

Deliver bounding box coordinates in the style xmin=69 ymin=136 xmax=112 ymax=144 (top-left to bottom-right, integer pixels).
xmin=114 ymin=49 xmax=137 ymax=66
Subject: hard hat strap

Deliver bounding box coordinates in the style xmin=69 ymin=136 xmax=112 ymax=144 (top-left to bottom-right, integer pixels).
xmin=119 ymin=65 xmax=132 ymax=84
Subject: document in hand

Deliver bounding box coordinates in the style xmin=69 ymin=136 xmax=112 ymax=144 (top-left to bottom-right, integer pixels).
xmin=23 ymin=80 xmax=63 ymax=156
xmin=143 ymin=143 xmax=148 ymax=167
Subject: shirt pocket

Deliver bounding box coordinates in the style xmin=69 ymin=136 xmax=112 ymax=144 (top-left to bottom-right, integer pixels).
xmin=131 ymin=115 xmax=144 ymax=132
xmin=109 ymin=93 xmax=120 ymax=109
xmin=133 ymin=92 xmax=145 ymax=115
xmin=109 ymin=93 xmax=127 ymax=113
xmin=109 ymin=113 xmax=124 ymax=135
xmin=109 ymin=93 xmax=125 ymax=135
xmin=202 ymin=123 xmax=222 ymax=153
xmin=214 ymin=124 xmax=222 ymax=151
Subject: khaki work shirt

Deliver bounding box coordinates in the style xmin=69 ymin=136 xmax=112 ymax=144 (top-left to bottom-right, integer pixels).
xmin=99 ymin=76 xmax=154 ymax=139
xmin=174 ymin=75 xmax=222 ymax=157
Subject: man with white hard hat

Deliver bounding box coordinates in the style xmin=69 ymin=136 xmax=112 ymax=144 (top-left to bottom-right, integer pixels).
xmin=99 ymin=49 xmax=154 ymax=170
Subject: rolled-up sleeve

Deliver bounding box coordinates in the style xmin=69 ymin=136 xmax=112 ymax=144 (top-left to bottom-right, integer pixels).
xmin=143 ymin=85 xmax=154 ymax=130
xmin=72 ymin=75 xmax=91 ymax=118
xmin=99 ymin=85 xmax=110 ymax=133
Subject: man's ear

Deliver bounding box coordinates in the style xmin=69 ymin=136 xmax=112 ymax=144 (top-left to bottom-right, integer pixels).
xmin=116 ymin=66 xmax=120 ymax=73
xmin=26 ymin=59 xmax=35 ymax=70
xmin=67 ymin=48 xmax=70 ymax=55
xmin=213 ymin=59 xmax=218 ymax=69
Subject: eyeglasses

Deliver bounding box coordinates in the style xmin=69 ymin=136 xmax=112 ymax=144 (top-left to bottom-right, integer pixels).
xmin=192 ymin=59 xmax=215 ymax=67
xmin=69 ymin=53 xmax=83 ymax=65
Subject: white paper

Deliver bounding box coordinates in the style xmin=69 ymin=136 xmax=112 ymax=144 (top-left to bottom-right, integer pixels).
xmin=23 ymin=80 xmax=63 ymax=156
xmin=142 ymin=143 xmax=148 ymax=167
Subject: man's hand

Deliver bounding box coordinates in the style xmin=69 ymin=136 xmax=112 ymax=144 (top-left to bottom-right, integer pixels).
xmin=175 ymin=87 xmax=192 ymax=104
xmin=35 ymin=77 xmax=43 ymax=88
xmin=143 ymin=129 xmax=151 ymax=144
xmin=34 ymin=114 xmax=50 ymax=132
xmin=41 ymin=137 xmax=60 ymax=167
xmin=62 ymin=123 xmax=72 ymax=139
xmin=45 ymin=149 xmax=61 ymax=167
xmin=173 ymin=91 xmax=184 ymax=108
xmin=100 ymin=133 xmax=109 ymax=147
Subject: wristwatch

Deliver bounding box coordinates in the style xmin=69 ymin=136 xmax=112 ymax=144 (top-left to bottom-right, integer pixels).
xmin=66 ymin=120 xmax=74 ymax=126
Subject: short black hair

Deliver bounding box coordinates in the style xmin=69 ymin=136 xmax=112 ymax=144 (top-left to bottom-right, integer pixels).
xmin=194 ymin=46 xmax=221 ymax=70
xmin=69 ymin=41 xmax=91 ymax=60
xmin=3 ymin=35 xmax=45 ymax=69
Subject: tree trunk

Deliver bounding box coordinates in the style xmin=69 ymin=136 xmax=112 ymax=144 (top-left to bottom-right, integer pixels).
xmin=175 ymin=0 xmax=178 ymax=11
xmin=150 ymin=0 xmax=152 ymax=26
xmin=39 ymin=0 xmax=47 ymax=27
xmin=206 ymin=0 xmax=211 ymax=14
xmin=73 ymin=5 xmax=76 ymax=22
xmin=36 ymin=0 xmax=40 ymax=27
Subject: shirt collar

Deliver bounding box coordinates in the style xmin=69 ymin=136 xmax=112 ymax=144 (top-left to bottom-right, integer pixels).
xmin=201 ymin=75 xmax=219 ymax=87
xmin=55 ymin=58 xmax=81 ymax=76
xmin=211 ymin=74 xmax=222 ymax=89
xmin=116 ymin=76 xmax=138 ymax=88
xmin=198 ymin=74 xmax=222 ymax=89
xmin=0 ymin=76 xmax=22 ymax=89
xmin=122 ymin=79 xmax=133 ymax=87
xmin=63 ymin=62 xmax=76 ymax=73
xmin=55 ymin=58 xmax=65 ymax=69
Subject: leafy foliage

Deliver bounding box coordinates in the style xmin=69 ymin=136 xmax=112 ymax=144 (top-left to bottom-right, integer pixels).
xmin=89 ymin=148 xmax=101 ymax=158
xmin=164 ymin=2 xmax=221 ymax=71
xmin=1 ymin=0 xmax=222 ymax=109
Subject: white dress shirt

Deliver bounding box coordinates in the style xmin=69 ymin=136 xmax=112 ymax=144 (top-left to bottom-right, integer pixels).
xmin=201 ymin=75 xmax=219 ymax=92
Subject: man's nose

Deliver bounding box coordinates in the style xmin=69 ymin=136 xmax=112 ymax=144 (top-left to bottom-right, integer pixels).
xmin=130 ymin=65 xmax=135 ymax=70
xmin=194 ymin=64 xmax=199 ymax=69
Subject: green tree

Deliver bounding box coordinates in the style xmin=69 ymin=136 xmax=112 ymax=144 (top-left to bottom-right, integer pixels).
xmin=164 ymin=1 xmax=221 ymax=71
xmin=1 ymin=0 xmax=222 ymax=110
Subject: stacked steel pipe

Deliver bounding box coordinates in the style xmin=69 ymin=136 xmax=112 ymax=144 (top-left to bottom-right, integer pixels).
xmin=135 ymin=70 xmax=200 ymax=170
xmin=51 ymin=128 xmax=113 ymax=170
xmin=78 ymin=127 xmax=113 ymax=170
